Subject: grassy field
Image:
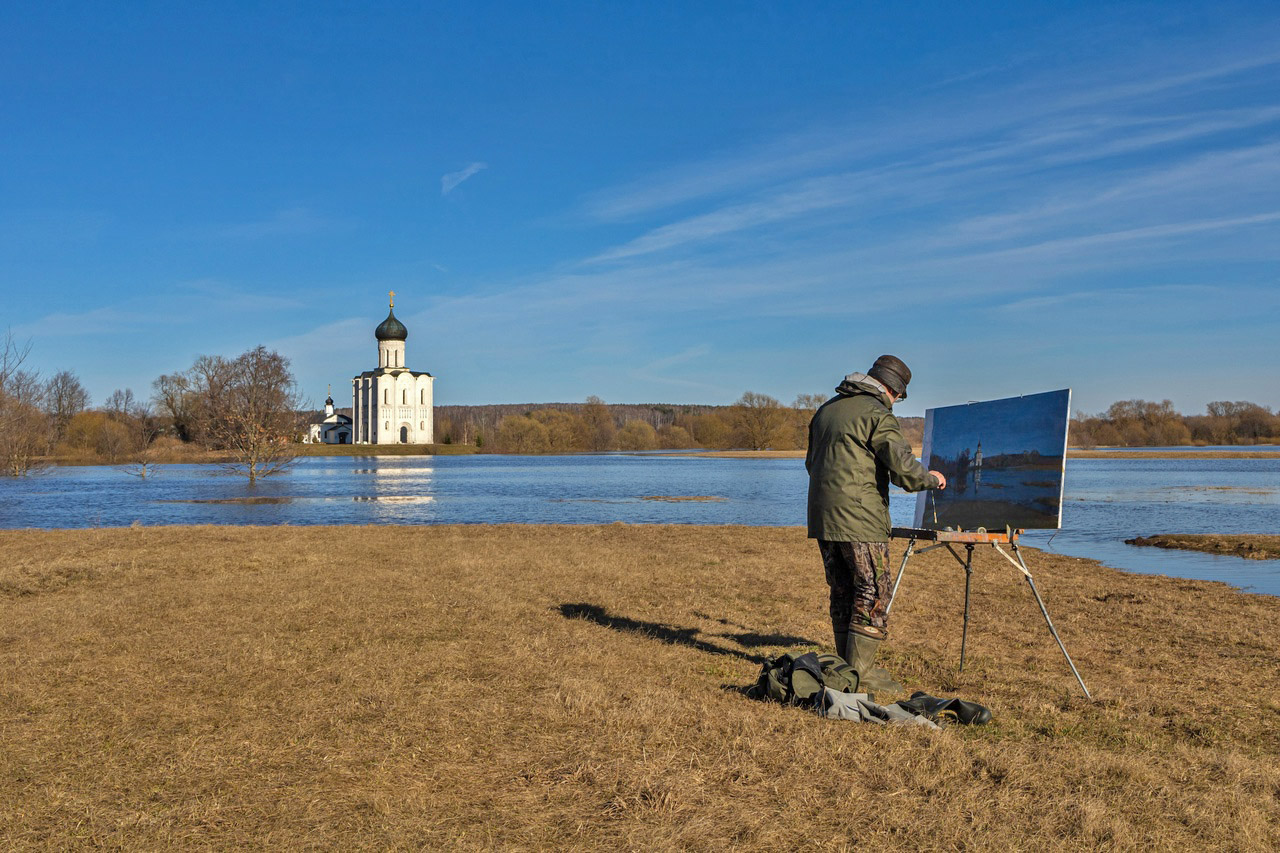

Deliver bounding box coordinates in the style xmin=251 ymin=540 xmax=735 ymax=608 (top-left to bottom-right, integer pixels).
xmin=1127 ymin=533 xmax=1280 ymax=560
xmin=2 ymin=525 xmax=1278 ymax=849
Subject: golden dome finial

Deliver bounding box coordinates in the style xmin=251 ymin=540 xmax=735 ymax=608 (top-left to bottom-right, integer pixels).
xmin=388 ymin=290 xmax=396 ymax=308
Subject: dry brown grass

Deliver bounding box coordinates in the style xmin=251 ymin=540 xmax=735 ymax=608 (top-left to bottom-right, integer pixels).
xmin=1127 ymin=533 xmax=1280 ymax=560
xmin=2 ymin=525 xmax=1278 ymax=849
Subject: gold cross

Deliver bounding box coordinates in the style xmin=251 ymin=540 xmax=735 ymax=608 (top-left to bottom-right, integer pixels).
xmin=389 ymin=290 xmax=396 ymax=308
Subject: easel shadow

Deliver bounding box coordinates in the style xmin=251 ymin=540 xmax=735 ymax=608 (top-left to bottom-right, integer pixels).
xmin=557 ymin=603 xmax=818 ymax=665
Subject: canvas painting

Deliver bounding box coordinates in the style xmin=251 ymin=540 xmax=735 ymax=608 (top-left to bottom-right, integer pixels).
xmin=913 ymin=389 xmax=1071 ymax=531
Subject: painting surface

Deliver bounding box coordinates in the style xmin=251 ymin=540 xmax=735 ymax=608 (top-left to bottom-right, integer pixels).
xmin=914 ymin=389 xmax=1070 ymax=531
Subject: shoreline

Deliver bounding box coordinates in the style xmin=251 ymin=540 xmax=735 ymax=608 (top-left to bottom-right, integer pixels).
xmin=653 ymin=448 xmax=1280 ymax=459
xmin=37 ymin=445 xmax=1279 ymax=467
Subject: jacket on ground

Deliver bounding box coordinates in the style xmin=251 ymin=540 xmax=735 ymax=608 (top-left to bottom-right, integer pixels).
xmin=806 ymin=373 xmax=939 ymax=542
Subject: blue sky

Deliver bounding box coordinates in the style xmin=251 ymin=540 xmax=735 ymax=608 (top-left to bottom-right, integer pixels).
xmin=3 ymin=2 xmax=1278 ymax=416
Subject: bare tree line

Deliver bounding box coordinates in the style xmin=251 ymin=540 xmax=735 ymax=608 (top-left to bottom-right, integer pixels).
xmin=1 ymin=333 xmax=303 ymax=481
xmin=16 ymin=327 xmax=1268 ymax=475
xmin=1071 ymin=400 xmax=1280 ymax=447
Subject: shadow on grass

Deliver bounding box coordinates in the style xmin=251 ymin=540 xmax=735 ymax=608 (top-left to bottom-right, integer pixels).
xmin=558 ymin=603 xmax=819 ymax=665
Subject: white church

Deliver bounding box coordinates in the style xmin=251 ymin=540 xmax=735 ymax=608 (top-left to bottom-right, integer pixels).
xmin=304 ymin=388 xmax=354 ymax=444
xmin=351 ymin=293 xmax=435 ymax=444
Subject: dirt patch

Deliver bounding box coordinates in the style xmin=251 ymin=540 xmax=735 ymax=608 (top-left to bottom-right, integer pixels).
xmin=1178 ymin=486 xmax=1275 ymax=495
xmin=158 ymin=496 xmax=297 ymax=505
xmin=639 ymin=495 xmax=728 ymax=502
xmin=1126 ymin=533 xmax=1280 ymax=560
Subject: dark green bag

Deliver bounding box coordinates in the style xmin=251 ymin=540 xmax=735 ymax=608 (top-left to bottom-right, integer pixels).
xmin=747 ymin=651 xmax=861 ymax=705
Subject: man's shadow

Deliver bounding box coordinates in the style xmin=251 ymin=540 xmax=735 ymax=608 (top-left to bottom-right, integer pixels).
xmin=558 ymin=603 xmax=818 ymax=665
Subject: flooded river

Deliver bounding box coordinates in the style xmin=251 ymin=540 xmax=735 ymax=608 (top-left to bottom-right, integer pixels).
xmin=1 ymin=454 xmax=1277 ymax=595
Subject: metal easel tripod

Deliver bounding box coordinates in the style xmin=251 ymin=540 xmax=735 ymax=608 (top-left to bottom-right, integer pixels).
xmin=886 ymin=526 xmax=1092 ymax=699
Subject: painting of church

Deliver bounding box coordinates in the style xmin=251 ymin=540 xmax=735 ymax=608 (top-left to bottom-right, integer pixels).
xmin=352 ymin=294 xmax=435 ymax=444
xmin=914 ymin=389 xmax=1070 ymax=531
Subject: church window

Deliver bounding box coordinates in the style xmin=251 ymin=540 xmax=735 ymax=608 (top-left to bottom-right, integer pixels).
xmin=384 ymin=389 xmax=389 ymax=404
xmin=402 ymin=389 xmax=407 ymax=404
xmin=420 ymin=421 xmax=424 ymax=430
xmin=385 ymin=421 xmax=390 ymax=430
xmin=420 ymin=389 xmax=424 ymax=405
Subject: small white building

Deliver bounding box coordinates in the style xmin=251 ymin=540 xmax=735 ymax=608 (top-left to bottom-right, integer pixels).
xmin=352 ymin=294 xmax=435 ymax=444
xmin=305 ymin=389 xmax=353 ymax=444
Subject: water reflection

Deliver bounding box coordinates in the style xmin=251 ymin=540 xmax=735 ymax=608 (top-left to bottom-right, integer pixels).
xmin=352 ymin=495 xmax=435 ymax=502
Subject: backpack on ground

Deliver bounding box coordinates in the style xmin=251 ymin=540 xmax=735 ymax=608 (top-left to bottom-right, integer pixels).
xmin=747 ymin=650 xmax=862 ymax=705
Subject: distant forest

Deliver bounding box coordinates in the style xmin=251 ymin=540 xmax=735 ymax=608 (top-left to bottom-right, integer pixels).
xmin=1069 ymin=400 xmax=1280 ymax=447
xmin=5 ymin=324 xmax=1275 ymax=476
xmin=425 ymin=394 xmax=927 ymax=453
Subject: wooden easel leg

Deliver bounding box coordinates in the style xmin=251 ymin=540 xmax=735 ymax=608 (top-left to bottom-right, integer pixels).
xmin=1012 ymin=544 xmax=1093 ymax=700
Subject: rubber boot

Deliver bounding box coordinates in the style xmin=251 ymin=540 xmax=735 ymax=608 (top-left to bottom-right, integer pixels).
xmin=845 ymin=632 xmax=903 ymax=697
xmin=832 ymin=628 xmax=850 ymax=664
xmin=898 ymin=691 xmax=991 ymax=725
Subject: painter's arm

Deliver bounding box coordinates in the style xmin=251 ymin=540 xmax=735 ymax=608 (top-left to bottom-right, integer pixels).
xmin=871 ymin=413 xmax=942 ymax=492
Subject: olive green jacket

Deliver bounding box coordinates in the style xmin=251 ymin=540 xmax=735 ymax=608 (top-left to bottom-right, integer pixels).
xmin=806 ymin=373 xmax=940 ymax=542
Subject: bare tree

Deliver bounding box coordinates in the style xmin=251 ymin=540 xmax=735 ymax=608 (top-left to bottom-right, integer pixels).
xmin=189 ymin=347 xmax=303 ymax=482
xmin=495 ymin=415 xmax=550 ymax=453
xmin=582 ymin=395 xmax=615 ymax=451
xmin=103 ymin=388 xmax=138 ymax=419
xmin=615 ymin=419 xmax=658 ymax=450
xmin=120 ymin=400 xmax=165 ymax=478
xmin=791 ymin=393 xmax=828 ymax=448
xmin=186 ymin=354 xmax=234 ymax=445
xmin=152 ymin=371 xmax=197 ymax=441
xmin=0 ymin=331 xmax=50 ymax=476
xmin=43 ymin=371 xmax=90 ymax=439
xmin=729 ymin=391 xmax=790 ymax=450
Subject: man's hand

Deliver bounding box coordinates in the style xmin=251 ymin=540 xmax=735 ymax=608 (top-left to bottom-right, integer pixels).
xmin=930 ymin=470 xmax=947 ymax=489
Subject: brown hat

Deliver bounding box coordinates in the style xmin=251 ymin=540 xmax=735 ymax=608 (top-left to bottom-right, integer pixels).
xmin=868 ymin=354 xmax=911 ymax=400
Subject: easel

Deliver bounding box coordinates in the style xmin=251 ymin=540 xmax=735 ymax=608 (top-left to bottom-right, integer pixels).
xmin=887 ymin=526 xmax=1092 ymax=699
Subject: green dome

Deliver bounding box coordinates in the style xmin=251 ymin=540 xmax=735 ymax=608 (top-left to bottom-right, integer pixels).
xmin=375 ymin=308 xmax=408 ymax=341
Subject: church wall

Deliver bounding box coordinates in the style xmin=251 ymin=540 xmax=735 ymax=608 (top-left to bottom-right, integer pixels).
xmin=354 ymin=373 xmax=433 ymax=445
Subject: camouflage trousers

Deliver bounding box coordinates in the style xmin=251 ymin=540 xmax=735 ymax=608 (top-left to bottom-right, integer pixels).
xmin=819 ymin=540 xmax=893 ymax=634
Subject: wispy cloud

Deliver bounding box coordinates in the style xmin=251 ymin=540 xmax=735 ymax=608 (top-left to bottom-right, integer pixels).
xmin=575 ymin=46 xmax=1280 ymax=277
xmin=441 ymin=162 xmax=488 ymax=195
xmin=577 ymin=41 xmax=1280 ymax=253
xmin=627 ymin=345 xmax=721 ymax=392
xmin=13 ymin=307 xmax=148 ymax=339
xmin=177 ymin=279 xmax=307 ymax=312
xmin=211 ymin=207 xmax=335 ymax=239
